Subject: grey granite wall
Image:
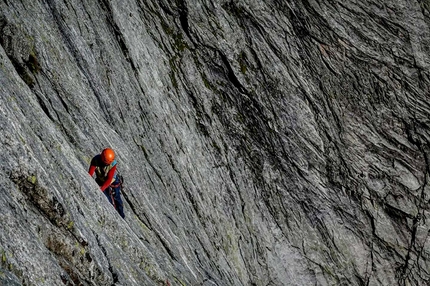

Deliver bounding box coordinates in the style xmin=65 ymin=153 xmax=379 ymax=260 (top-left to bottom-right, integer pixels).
xmin=1 ymin=0 xmax=429 ymax=285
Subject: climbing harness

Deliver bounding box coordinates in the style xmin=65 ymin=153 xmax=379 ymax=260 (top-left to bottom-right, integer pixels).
xmin=108 ymin=174 xmax=123 ymax=210
xmin=109 ymin=187 xmax=116 ymax=209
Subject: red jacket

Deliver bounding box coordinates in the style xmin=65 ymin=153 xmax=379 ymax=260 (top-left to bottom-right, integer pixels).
xmin=88 ymin=155 xmax=117 ymax=192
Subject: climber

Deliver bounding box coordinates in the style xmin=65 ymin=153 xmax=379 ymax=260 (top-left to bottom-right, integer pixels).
xmin=88 ymin=148 xmax=125 ymax=218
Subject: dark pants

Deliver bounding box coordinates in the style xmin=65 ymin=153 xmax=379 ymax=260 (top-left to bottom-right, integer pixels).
xmin=102 ymin=177 xmax=125 ymax=218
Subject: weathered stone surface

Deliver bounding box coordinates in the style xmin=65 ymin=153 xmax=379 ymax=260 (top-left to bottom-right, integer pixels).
xmin=1 ymin=0 xmax=430 ymax=285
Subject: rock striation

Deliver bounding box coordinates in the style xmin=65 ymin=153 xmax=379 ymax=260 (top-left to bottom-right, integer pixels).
xmin=1 ymin=0 xmax=430 ymax=285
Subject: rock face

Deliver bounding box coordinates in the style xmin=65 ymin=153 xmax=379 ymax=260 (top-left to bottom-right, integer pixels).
xmin=1 ymin=0 xmax=430 ymax=285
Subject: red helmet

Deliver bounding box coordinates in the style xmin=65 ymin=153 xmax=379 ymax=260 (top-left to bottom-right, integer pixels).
xmin=101 ymin=148 xmax=115 ymax=164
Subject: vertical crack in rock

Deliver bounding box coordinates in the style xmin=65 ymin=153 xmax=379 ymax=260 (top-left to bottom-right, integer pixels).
xmin=121 ymin=189 xmax=153 ymax=232
xmin=218 ymin=51 xmax=247 ymax=95
xmin=176 ymin=0 xmax=193 ymax=43
xmin=134 ymin=139 xmax=168 ymax=191
xmin=98 ymin=0 xmax=151 ymax=125
xmin=94 ymin=233 xmax=118 ymax=285
xmin=153 ymin=231 xmax=179 ymax=262
xmin=34 ymin=90 xmax=56 ymax=122
xmin=99 ymin=0 xmax=132 ymax=68
xmin=0 ymin=17 xmax=40 ymax=88
xmin=43 ymin=0 xmax=109 ymax=118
